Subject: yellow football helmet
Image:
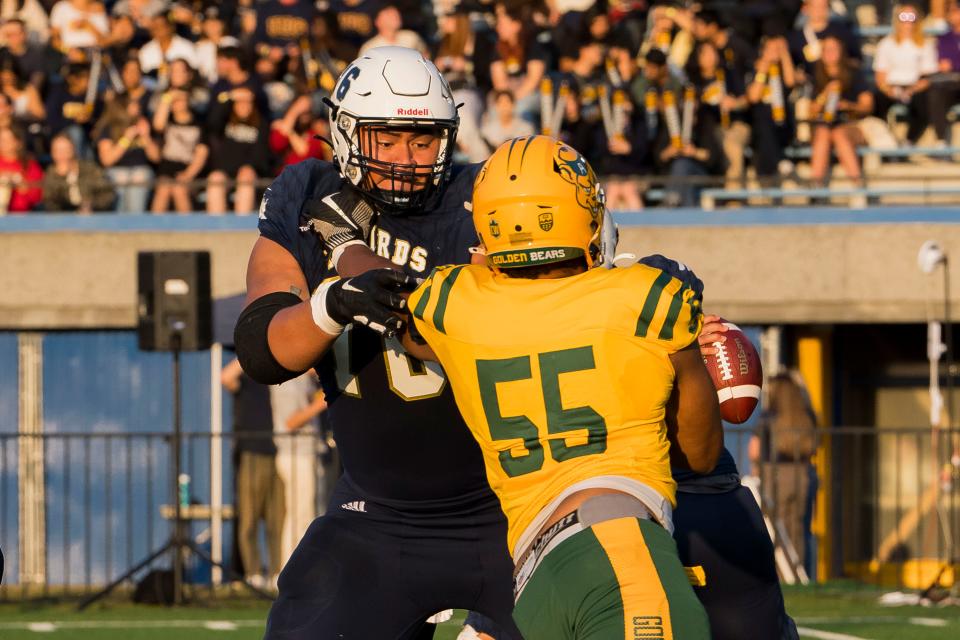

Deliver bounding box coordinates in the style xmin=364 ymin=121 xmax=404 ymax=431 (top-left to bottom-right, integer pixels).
xmin=473 ymin=135 xmax=605 ymax=270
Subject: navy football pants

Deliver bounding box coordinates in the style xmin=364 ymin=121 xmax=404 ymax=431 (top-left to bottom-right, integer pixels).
xmin=263 ymin=475 xmax=522 ymax=640
xmin=673 ymin=486 xmax=799 ymax=640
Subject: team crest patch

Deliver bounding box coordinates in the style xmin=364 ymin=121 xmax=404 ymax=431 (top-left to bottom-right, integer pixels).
xmin=489 ymin=219 xmax=501 ymax=238
xmin=538 ymin=212 xmax=554 ymax=231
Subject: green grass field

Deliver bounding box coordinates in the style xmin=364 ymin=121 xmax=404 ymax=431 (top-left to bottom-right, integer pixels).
xmin=0 ymin=585 xmax=957 ymax=639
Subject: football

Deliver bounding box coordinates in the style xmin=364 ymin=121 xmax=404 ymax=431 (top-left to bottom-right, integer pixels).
xmin=702 ymin=321 xmax=763 ymax=424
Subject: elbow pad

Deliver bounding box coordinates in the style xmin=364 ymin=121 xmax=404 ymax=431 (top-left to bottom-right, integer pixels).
xmin=234 ymin=292 xmax=304 ymax=385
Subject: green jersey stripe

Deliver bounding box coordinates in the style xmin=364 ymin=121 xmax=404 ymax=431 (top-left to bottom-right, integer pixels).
xmin=658 ymin=284 xmax=688 ymax=341
xmin=432 ymin=265 xmax=466 ymax=334
xmin=635 ymin=271 xmax=673 ymax=338
xmin=412 ymin=276 xmax=433 ymax=322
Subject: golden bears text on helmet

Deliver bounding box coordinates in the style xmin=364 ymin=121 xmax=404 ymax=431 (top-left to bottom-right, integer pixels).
xmin=473 ymin=136 xmax=605 ymax=269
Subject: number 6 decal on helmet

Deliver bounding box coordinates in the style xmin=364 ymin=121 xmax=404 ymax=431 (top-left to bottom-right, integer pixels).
xmin=335 ymin=65 xmax=361 ymax=101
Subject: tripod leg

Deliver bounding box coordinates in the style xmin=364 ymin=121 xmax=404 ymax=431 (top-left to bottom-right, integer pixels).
xmin=184 ymin=540 xmax=273 ymax=600
xmin=77 ymin=541 xmax=174 ymax=611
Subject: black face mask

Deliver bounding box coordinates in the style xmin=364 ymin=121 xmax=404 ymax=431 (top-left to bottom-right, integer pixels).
xmin=342 ymin=121 xmax=458 ymax=215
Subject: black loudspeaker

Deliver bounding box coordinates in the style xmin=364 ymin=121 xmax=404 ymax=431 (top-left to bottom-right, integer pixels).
xmin=137 ymin=251 xmax=212 ymax=351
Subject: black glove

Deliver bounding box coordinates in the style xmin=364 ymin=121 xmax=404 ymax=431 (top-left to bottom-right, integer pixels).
xmin=637 ymin=254 xmax=704 ymax=303
xmin=302 ymin=186 xmax=376 ymax=266
xmin=311 ymin=269 xmax=418 ymax=337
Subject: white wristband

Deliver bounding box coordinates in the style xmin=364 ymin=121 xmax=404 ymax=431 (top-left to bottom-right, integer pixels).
xmin=310 ymin=279 xmax=345 ymax=336
xmin=330 ymin=239 xmax=369 ymax=272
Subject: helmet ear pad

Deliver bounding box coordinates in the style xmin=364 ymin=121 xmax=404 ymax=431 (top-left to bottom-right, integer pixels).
xmin=472 ymin=135 xmax=606 ymax=271
xmin=327 ymin=47 xmax=460 ymax=214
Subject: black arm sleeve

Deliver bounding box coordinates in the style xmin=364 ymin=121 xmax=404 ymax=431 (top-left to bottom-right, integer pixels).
xmin=234 ymin=291 xmax=306 ymax=385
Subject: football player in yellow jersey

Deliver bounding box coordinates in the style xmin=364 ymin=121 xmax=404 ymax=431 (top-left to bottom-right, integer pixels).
xmin=399 ymin=135 xmax=723 ymax=640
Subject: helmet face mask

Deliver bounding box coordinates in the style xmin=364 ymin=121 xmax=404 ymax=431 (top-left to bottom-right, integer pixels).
xmin=339 ymin=119 xmax=456 ymax=213
xmin=328 ymin=47 xmax=459 ymax=215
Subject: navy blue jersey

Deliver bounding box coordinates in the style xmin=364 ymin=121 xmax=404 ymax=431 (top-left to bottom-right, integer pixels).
xmin=673 ymin=446 xmax=740 ymax=490
xmin=258 ymin=159 xmax=490 ymax=502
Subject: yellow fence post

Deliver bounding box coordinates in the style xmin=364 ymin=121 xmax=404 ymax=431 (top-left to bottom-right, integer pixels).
xmin=796 ymin=328 xmax=832 ymax=582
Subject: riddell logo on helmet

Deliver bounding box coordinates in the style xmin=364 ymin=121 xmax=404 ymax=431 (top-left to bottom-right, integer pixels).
xmin=397 ymin=107 xmax=431 ymax=116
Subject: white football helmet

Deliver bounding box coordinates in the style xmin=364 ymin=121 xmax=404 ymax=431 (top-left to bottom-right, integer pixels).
xmin=327 ymin=46 xmax=459 ymax=213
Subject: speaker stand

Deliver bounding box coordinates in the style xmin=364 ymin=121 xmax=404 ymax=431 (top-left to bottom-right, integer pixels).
xmin=79 ymin=332 xmax=271 ymax=609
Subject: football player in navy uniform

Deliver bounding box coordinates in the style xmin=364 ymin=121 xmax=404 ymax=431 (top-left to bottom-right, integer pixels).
xmin=638 ymin=256 xmax=799 ymax=640
xmin=234 ymin=47 xmax=521 ymax=639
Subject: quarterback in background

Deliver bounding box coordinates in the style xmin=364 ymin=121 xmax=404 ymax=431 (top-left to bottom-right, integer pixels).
xmin=403 ymin=136 xmax=722 ymax=639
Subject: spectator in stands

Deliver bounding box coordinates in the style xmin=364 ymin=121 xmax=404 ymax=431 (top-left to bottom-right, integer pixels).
xmin=599 ymin=99 xmax=646 ymax=211
xmin=150 ymin=87 xmax=208 ymax=213
xmin=254 ymin=49 xmax=296 ymax=119
xmin=208 ymin=45 xmax=270 ymax=127
xmin=221 ymin=357 xmax=285 ymax=592
xmin=480 ymin=88 xmax=534 ymax=150
xmin=489 ymin=5 xmax=546 ymax=124
xmin=45 ymin=62 xmax=99 ymax=158
xmin=434 ymin=8 xmax=487 ymax=162
xmin=874 ymin=4 xmax=937 ymax=144
xmin=117 ymin=57 xmax=150 ymax=116
xmin=692 ymin=10 xmax=756 ymax=79
xmin=149 ymin=57 xmax=208 ymax=115
xmin=49 ymin=0 xmax=109 ymax=53
xmin=808 ymin=35 xmax=873 ymax=189
xmin=0 ymin=53 xmax=44 ymax=122
xmin=731 ymin=0 xmax=798 ymax=45
xmin=359 ymin=4 xmax=428 ymax=56
xmin=630 ymin=47 xmax=683 ymax=101
xmin=930 ymin=3 xmax=960 ymax=144
xmin=301 ymin=12 xmax=353 ymax=100
xmin=653 ymin=82 xmax=725 ymax=208
xmin=206 ymin=86 xmax=270 ymax=214
xmin=0 ymin=19 xmax=53 ymax=90
xmin=253 ymin=0 xmax=314 ymax=64
xmin=629 ymin=49 xmax=683 ymax=180
xmin=269 ymin=94 xmax=328 ymax=170
xmin=110 ymin=0 xmax=168 ymax=51
xmin=138 ymin=13 xmax=197 ymax=83
xmin=788 ymin=0 xmax=862 ymax=72
xmin=326 ymin=0 xmax=382 ymax=58
xmin=639 ymin=3 xmax=695 ymax=72
xmin=194 ymin=8 xmax=233 ymax=83
xmin=0 ymin=125 xmax=40 ymax=212
xmin=747 ymin=35 xmax=797 ymax=182
xmin=687 ymin=40 xmax=750 ymax=192
xmin=94 ymin=93 xmax=157 ymax=213
xmin=42 ymin=132 xmax=114 ymax=211
xmin=0 ymin=1 xmax=48 ymax=46
xmin=559 ymin=3 xmax=635 ymax=79
xmin=559 ymin=38 xmax=608 ymax=160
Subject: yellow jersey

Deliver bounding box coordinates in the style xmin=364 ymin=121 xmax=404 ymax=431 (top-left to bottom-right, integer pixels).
xmin=408 ymin=263 xmax=702 ymax=557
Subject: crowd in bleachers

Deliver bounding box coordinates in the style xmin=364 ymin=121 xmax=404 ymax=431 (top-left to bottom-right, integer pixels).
xmin=0 ymin=0 xmax=958 ymax=213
